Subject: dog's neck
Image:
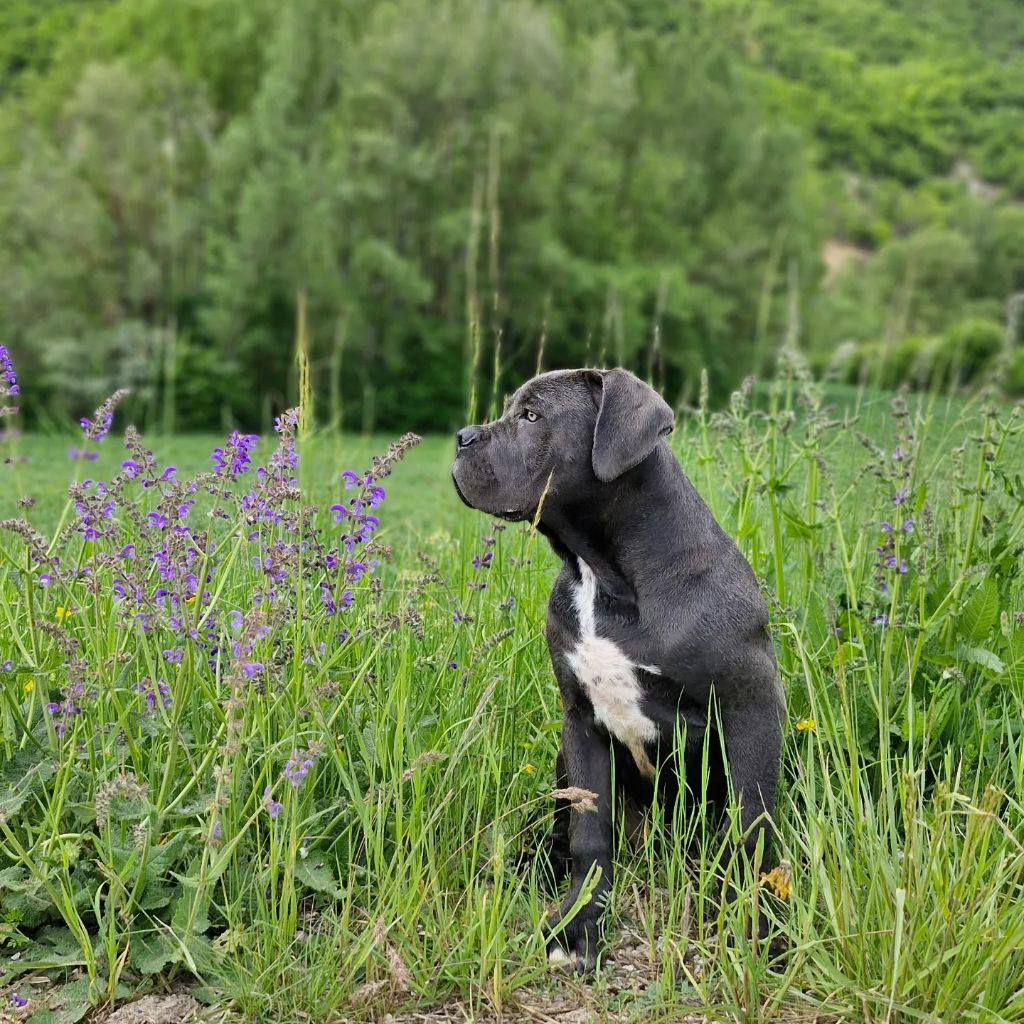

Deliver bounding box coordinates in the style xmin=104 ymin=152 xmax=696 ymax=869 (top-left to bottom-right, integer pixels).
xmin=537 ymin=444 xmax=719 ymax=608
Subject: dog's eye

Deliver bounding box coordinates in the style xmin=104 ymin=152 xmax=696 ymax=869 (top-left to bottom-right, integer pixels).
xmin=523 ymin=410 xmax=539 ymax=423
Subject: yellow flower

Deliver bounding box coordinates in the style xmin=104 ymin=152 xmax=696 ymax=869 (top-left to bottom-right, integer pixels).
xmin=522 ymin=763 xmax=536 ymax=775
xmin=55 ymin=606 xmax=71 ymax=621
xmin=23 ymin=680 xmax=34 ymax=693
xmin=185 ymin=595 xmax=196 ymax=605
xmin=796 ymin=717 xmax=816 ymax=732
xmin=760 ymin=861 xmax=793 ymax=901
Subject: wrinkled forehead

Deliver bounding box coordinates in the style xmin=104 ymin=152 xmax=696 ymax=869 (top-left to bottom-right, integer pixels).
xmin=509 ymin=369 xmax=586 ymax=410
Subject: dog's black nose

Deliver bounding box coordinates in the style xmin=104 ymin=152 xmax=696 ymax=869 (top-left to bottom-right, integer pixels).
xmin=456 ymin=426 xmax=483 ymax=449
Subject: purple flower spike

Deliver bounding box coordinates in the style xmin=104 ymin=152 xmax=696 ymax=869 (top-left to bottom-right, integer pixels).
xmin=342 ymin=470 xmax=360 ymax=489
xmin=80 ymin=389 xmax=129 ymax=442
xmin=211 ymin=431 xmax=260 ymax=478
xmin=274 ymin=408 xmax=299 ymax=435
xmin=262 ymin=786 xmax=283 ymax=820
xmin=893 ymin=488 xmax=909 ymax=506
xmin=0 ymin=345 xmax=20 ymax=407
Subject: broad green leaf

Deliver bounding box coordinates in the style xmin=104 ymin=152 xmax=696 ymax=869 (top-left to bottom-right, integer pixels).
xmin=959 ymin=577 xmax=1000 ymax=641
xmin=295 ymin=857 xmax=343 ymax=898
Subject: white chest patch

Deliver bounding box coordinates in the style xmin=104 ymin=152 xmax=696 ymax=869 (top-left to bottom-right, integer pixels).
xmin=566 ymin=559 xmax=660 ymax=778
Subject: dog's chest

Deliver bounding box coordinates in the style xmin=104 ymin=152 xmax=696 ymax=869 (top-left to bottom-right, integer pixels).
xmin=565 ymin=559 xmax=659 ymax=778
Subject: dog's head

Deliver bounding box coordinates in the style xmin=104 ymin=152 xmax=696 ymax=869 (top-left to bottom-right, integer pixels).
xmin=451 ymin=368 xmax=674 ymax=521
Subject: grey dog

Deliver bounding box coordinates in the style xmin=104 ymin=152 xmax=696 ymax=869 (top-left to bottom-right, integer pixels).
xmin=451 ymin=367 xmax=785 ymax=972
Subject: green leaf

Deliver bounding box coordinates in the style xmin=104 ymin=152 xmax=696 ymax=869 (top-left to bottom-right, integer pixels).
xmin=962 ymin=646 xmax=1005 ymax=674
xmin=144 ymin=831 xmax=188 ymax=878
xmin=959 ymin=577 xmax=1000 ymax=641
xmin=131 ymin=932 xmax=177 ymax=975
xmin=0 ymin=756 xmax=57 ymax=819
xmin=294 ymin=857 xmax=343 ymax=898
xmin=171 ymin=891 xmax=210 ymax=936
xmin=31 ymin=978 xmax=93 ymax=1024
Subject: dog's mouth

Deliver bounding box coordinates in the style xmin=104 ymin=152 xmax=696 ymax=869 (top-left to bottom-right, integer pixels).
xmin=452 ymin=470 xmax=532 ymax=522
xmin=496 ymin=507 xmax=530 ymax=522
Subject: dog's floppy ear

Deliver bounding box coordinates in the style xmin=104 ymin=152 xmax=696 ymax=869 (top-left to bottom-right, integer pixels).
xmin=589 ymin=368 xmax=674 ymax=483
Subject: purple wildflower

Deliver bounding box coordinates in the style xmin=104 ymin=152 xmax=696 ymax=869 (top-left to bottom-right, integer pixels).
xmin=0 ymin=344 xmax=20 ymax=399
xmin=274 ymin=409 xmax=299 ymax=434
xmin=283 ymin=750 xmax=316 ymax=789
xmin=893 ymin=488 xmax=909 ymax=506
xmin=211 ymin=431 xmax=260 ymax=478
xmin=162 ymin=647 xmax=184 ymax=664
xmin=903 ymin=518 xmax=914 ymax=533
xmin=68 ymin=447 xmax=99 ymax=462
xmin=79 ymin=389 xmax=129 ymax=443
xmin=1 ymin=660 xmax=12 ymax=672
xmin=9 ymin=994 xmax=28 ymax=1009
xmin=873 ymin=614 xmax=889 ymax=626
xmin=262 ymin=786 xmax=283 ymax=820
xmin=342 ymin=470 xmax=360 ymax=489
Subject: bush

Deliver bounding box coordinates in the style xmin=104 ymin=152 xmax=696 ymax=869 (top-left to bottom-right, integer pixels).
xmin=887 ymin=335 xmax=933 ymax=388
xmin=1004 ymin=346 xmax=1024 ymax=396
xmin=935 ymin=317 xmax=1005 ymax=386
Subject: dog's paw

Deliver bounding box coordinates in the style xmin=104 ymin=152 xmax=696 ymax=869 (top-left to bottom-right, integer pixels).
xmin=544 ymin=906 xmax=601 ymax=975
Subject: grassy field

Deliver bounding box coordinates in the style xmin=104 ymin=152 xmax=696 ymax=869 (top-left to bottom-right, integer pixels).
xmin=2 ymin=368 xmax=1024 ymax=1023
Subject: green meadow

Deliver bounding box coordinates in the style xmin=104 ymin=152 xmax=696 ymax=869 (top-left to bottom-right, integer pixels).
xmin=3 ymin=365 xmax=1024 ymax=1023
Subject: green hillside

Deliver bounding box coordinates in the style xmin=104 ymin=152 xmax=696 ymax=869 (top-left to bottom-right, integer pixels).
xmin=1 ymin=0 xmax=1022 ymax=430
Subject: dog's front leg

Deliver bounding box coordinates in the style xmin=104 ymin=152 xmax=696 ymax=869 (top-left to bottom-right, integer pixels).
xmin=544 ymin=708 xmax=612 ymax=973
xmin=720 ymin=694 xmax=784 ymax=950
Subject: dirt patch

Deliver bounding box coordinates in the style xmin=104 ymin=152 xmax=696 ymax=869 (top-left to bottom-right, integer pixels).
xmin=822 ymin=238 xmax=870 ymax=285
xmin=101 ymin=995 xmax=200 ymax=1024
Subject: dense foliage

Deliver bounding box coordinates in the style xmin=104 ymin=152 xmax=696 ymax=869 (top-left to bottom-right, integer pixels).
xmin=1 ymin=0 xmax=1023 ymax=431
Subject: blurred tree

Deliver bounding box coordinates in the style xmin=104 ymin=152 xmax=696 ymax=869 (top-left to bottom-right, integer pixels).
xmin=0 ymin=0 xmax=1020 ymax=428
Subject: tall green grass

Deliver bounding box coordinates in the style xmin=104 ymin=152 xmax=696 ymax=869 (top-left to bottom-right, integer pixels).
xmin=2 ymin=357 xmax=1024 ymax=1023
